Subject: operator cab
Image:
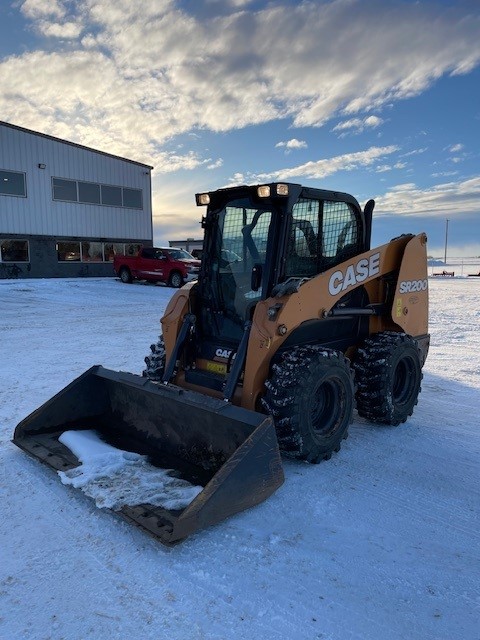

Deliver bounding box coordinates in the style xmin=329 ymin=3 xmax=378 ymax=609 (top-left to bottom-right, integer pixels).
xmin=188 ymin=183 xmax=371 ymax=389
xmin=195 ymin=183 xmax=368 ymax=326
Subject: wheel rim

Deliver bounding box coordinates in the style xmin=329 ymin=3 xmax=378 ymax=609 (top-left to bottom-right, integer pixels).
xmin=310 ymin=377 xmax=343 ymax=437
xmin=392 ymin=356 xmax=416 ymax=405
xmin=171 ymin=273 xmax=182 ymax=287
xmin=121 ymin=270 xmax=128 ymax=282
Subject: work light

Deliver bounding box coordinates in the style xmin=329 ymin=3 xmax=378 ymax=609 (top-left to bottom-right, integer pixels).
xmin=196 ymin=193 xmax=210 ymax=205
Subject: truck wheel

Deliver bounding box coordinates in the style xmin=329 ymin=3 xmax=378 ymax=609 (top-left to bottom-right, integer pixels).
xmin=262 ymin=345 xmax=354 ymax=463
xmin=353 ymin=332 xmax=422 ymax=425
xmin=119 ymin=267 xmax=132 ymax=284
xmin=143 ymin=335 xmax=166 ymax=381
xmin=168 ymin=271 xmax=183 ymax=288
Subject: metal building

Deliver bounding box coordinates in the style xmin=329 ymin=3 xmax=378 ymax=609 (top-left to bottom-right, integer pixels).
xmin=0 ymin=121 xmax=153 ymax=279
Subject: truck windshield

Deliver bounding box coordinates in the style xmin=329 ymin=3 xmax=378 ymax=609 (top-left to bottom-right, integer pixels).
xmin=208 ymin=197 xmax=274 ymax=327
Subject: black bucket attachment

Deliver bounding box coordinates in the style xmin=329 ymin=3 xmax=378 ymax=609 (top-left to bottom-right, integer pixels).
xmin=13 ymin=366 xmax=284 ymax=545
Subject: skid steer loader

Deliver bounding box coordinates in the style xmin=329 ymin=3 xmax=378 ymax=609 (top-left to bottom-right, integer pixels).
xmin=14 ymin=182 xmax=429 ymax=545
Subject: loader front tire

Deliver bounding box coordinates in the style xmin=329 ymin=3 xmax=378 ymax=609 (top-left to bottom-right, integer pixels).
xmin=353 ymin=332 xmax=422 ymax=425
xmin=143 ymin=335 xmax=166 ymax=381
xmin=262 ymin=346 xmax=354 ymax=463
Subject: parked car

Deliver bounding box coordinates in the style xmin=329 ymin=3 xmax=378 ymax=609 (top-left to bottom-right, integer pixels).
xmin=113 ymin=246 xmax=201 ymax=287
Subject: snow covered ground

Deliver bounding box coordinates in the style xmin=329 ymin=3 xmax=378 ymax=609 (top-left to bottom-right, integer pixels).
xmin=0 ymin=272 xmax=479 ymax=640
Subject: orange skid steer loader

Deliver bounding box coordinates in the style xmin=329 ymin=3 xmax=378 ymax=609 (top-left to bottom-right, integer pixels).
xmin=14 ymin=182 xmax=429 ymax=544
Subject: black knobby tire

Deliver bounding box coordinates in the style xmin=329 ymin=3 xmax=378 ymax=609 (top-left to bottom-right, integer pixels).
xmin=119 ymin=267 xmax=132 ymax=283
xmin=262 ymin=345 xmax=354 ymax=463
xmin=353 ymin=331 xmax=422 ymax=425
xmin=143 ymin=335 xmax=166 ymax=381
xmin=168 ymin=271 xmax=183 ymax=288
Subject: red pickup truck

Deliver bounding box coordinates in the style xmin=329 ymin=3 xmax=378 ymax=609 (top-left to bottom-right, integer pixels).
xmin=114 ymin=247 xmax=201 ymax=287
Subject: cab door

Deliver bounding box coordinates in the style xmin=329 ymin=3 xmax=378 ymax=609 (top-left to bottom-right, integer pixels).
xmin=284 ymin=198 xmax=363 ymax=279
xmin=281 ymin=197 xmax=368 ymax=351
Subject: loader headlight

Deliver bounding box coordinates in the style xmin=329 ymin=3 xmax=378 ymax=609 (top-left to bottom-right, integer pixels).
xmin=196 ymin=193 xmax=210 ymax=205
xmin=257 ymin=184 xmax=289 ymax=198
xmin=257 ymin=185 xmax=270 ymax=198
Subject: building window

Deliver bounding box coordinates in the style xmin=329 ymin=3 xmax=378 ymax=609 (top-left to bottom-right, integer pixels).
xmin=104 ymin=243 xmax=125 ymax=261
xmin=81 ymin=241 xmax=103 ymax=262
xmin=78 ymin=182 xmax=101 ymax=205
xmin=57 ymin=241 xmax=81 ymax=262
xmin=0 ymin=239 xmax=29 ymax=262
xmin=0 ymin=170 xmax=26 ymax=197
xmin=56 ymin=241 xmax=144 ymax=263
xmin=52 ymin=178 xmax=143 ymax=210
xmin=53 ymin=178 xmax=78 ymax=202
xmin=125 ymin=243 xmax=141 ymax=256
xmin=123 ymin=188 xmax=142 ymax=209
xmin=101 ymin=185 xmax=122 ymax=206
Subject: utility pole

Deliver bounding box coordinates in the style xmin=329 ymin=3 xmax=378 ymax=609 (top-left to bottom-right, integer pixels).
xmin=444 ymin=218 xmax=449 ymax=265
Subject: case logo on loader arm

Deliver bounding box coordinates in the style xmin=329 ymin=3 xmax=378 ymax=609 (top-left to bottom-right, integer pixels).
xmin=328 ymin=252 xmax=380 ymax=296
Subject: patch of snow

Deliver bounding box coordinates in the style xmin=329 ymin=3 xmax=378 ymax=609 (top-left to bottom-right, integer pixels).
xmin=58 ymin=430 xmax=202 ymax=511
xmin=1 ymin=276 xmax=479 ymax=640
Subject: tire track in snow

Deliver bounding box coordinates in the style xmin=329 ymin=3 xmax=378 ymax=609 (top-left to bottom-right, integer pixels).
xmin=4 ymin=452 xmax=206 ymax=639
xmin=6 ymin=451 xmax=300 ymax=640
xmin=343 ymin=476 xmax=480 ymax=546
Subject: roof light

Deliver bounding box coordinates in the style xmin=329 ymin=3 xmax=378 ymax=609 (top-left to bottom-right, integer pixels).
xmin=257 ymin=185 xmax=270 ymax=198
xmin=276 ymin=183 xmax=289 ymax=196
xmin=196 ymin=193 xmax=210 ymax=205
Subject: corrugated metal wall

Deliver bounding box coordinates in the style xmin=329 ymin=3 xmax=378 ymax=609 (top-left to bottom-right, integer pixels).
xmin=0 ymin=123 xmax=152 ymax=240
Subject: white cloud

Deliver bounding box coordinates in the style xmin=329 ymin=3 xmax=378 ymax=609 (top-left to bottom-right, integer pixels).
xmin=18 ymin=0 xmax=84 ymax=38
xmin=275 ymin=138 xmax=308 ymax=152
xmin=364 ymin=115 xmax=383 ymax=128
xmin=333 ymin=118 xmax=363 ymax=132
xmin=19 ymin=0 xmax=66 ymax=20
xmin=431 ymin=171 xmax=459 ymax=178
xmin=449 ymin=143 xmax=464 ymax=152
xmin=207 ymin=0 xmax=254 ymax=6
xmin=252 ymin=145 xmax=399 ymax=182
xmin=374 ymin=160 xmax=406 ymax=173
xmin=38 ymin=20 xmax=83 ymax=38
xmin=206 ymin=158 xmax=223 ymax=170
xmin=400 ymin=147 xmax=428 ymax=157
xmin=1 ymin=0 xmax=479 ymax=173
xmin=333 ymin=115 xmax=384 ymax=136
xmin=230 ymin=172 xmax=246 ymax=184
xmin=0 ymin=49 xmax=208 ymax=171
xmin=375 ymin=176 xmax=480 ymax=217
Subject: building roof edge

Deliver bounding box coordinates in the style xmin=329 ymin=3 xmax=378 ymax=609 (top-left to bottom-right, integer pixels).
xmin=0 ymin=120 xmax=154 ymax=170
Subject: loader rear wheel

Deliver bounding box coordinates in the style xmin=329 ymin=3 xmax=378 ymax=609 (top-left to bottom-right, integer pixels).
xmin=353 ymin=332 xmax=422 ymax=425
xmin=143 ymin=335 xmax=166 ymax=381
xmin=262 ymin=346 xmax=354 ymax=463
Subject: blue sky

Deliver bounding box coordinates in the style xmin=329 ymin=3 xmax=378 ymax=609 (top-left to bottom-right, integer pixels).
xmin=1 ymin=0 xmax=479 ymax=256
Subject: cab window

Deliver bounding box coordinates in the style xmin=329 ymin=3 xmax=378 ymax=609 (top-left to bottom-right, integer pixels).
xmin=285 ymin=199 xmax=361 ymax=278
